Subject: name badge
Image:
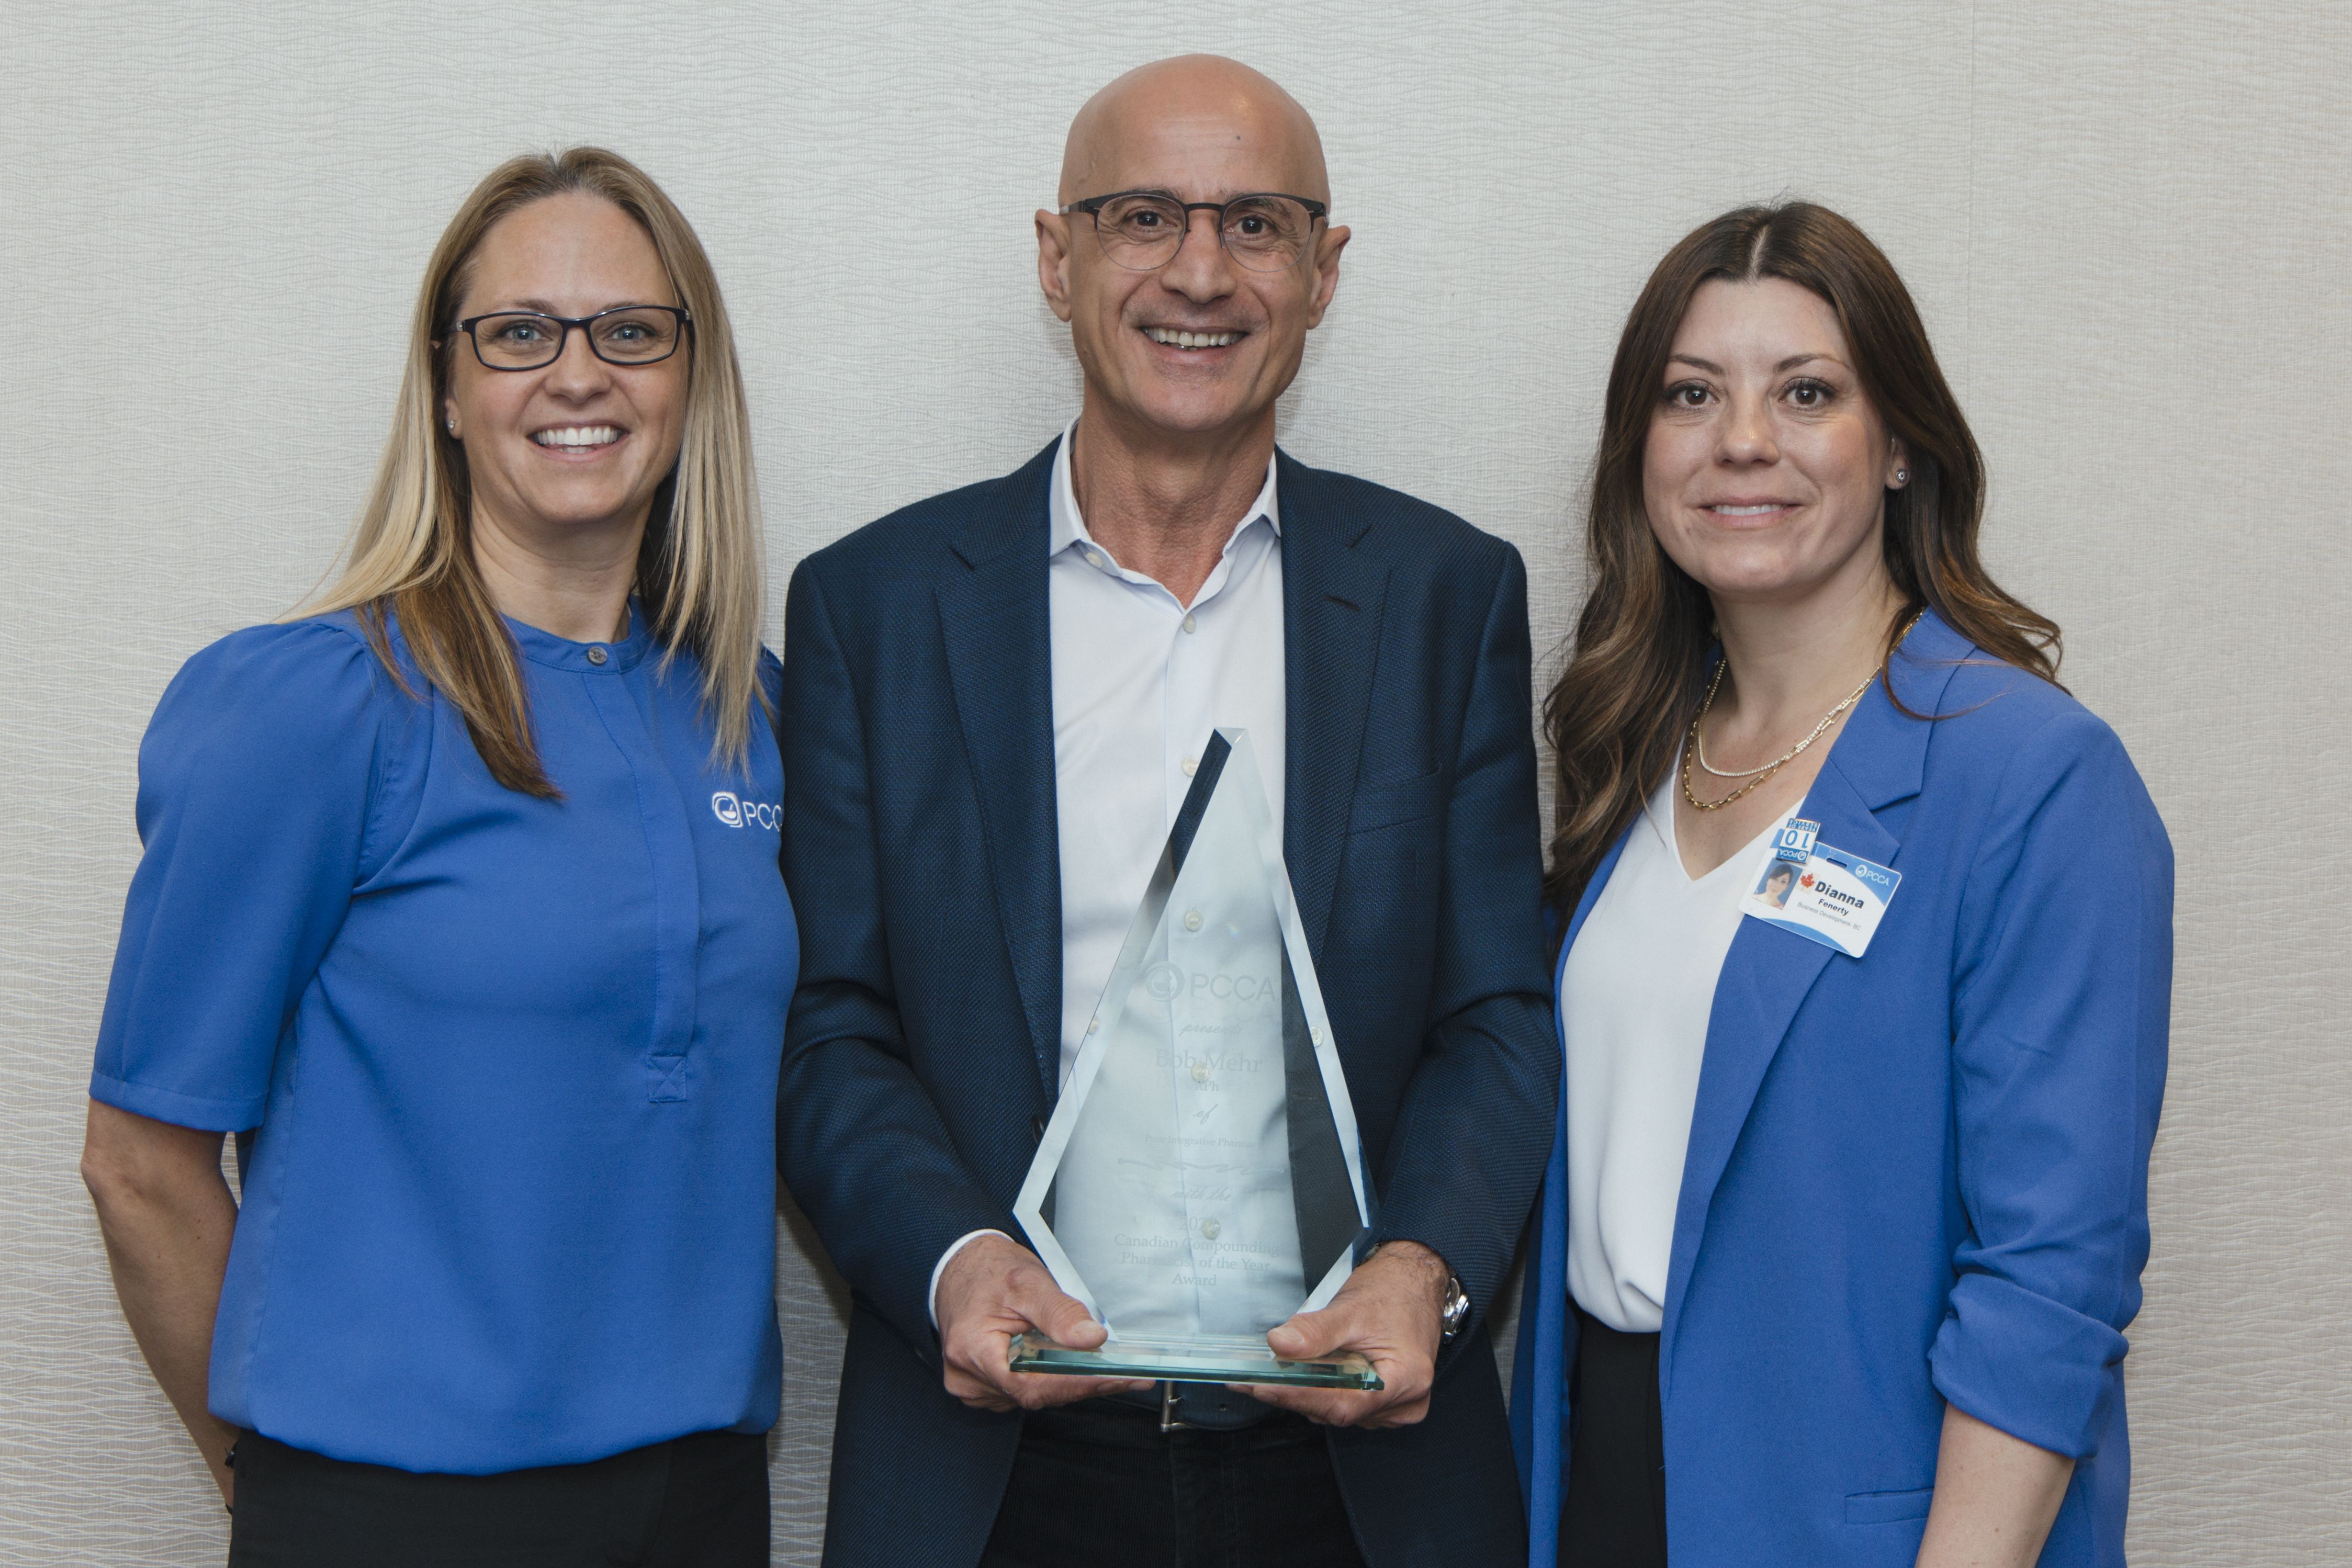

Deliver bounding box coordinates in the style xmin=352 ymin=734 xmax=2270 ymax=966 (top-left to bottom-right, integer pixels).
xmin=1742 ymin=818 xmax=1900 ymax=958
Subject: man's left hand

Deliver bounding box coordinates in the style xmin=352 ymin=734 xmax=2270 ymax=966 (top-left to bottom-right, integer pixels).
xmin=1231 ymin=1239 xmax=1453 ymax=1428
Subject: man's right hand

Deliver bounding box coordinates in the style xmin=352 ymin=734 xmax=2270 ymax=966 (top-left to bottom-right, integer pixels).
xmin=934 ymin=1233 xmax=1153 ymax=1412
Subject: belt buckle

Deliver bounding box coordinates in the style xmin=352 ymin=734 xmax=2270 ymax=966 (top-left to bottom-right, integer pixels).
xmin=1157 ymin=1380 xmax=1190 ymax=1434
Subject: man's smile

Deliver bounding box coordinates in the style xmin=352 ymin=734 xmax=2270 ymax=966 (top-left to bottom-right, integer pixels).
xmin=1143 ymin=326 xmax=1246 ymax=349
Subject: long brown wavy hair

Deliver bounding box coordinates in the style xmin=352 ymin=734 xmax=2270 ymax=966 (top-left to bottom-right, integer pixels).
xmin=1542 ymin=201 xmax=2060 ymax=921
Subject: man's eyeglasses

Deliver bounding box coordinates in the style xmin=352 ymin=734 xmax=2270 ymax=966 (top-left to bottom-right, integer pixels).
xmin=450 ymin=306 xmax=692 ymax=371
xmin=1060 ymin=191 xmax=1328 ymax=274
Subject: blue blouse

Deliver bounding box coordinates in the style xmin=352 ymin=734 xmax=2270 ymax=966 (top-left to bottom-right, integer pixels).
xmin=90 ymin=605 xmax=798 ymax=1474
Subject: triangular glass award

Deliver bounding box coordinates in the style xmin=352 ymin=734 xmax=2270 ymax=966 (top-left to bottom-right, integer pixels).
xmin=1009 ymin=729 xmax=1380 ymax=1389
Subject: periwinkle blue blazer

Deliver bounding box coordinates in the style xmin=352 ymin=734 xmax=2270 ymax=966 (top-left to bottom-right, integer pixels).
xmin=1510 ymin=611 xmax=2172 ymax=1568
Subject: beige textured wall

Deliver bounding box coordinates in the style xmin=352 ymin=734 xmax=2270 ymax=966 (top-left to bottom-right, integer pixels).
xmin=3 ymin=2 xmax=2345 ymax=1562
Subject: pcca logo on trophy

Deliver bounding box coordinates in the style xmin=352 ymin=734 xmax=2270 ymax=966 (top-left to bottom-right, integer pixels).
xmin=1141 ymin=963 xmax=1280 ymax=1006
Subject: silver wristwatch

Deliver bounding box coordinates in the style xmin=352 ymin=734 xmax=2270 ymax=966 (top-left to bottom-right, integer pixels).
xmin=1439 ymin=1272 xmax=1470 ymax=1340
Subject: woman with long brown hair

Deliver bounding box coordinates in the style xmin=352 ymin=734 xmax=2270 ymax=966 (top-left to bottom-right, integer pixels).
xmin=1509 ymin=204 xmax=2171 ymax=1568
xmin=79 ymin=149 xmax=791 ymax=1564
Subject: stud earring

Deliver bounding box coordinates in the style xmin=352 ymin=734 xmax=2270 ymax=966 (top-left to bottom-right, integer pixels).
xmin=1893 ymin=468 xmax=1909 ymax=484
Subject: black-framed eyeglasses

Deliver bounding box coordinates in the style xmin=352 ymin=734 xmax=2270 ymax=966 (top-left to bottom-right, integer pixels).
xmin=1060 ymin=190 xmax=1329 ymax=273
xmin=451 ymin=305 xmax=692 ymax=371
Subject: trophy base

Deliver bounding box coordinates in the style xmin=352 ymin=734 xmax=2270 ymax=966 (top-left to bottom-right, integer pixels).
xmin=1009 ymin=1332 xmax=1383 ymax=1390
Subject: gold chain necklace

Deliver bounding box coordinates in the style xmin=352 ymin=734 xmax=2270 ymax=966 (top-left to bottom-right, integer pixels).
xmin=1680 ymin=612 xmax=1925 ymax=813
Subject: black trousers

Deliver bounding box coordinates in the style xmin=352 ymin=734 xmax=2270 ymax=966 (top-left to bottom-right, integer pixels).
xmin=226 ymin=1428 xmax=768 ymax=1568
xmin=981 ymin=1396 xmax=1368 ymax=1568
xmin=1559 ymin=1307 xmax=1668 ymax=1567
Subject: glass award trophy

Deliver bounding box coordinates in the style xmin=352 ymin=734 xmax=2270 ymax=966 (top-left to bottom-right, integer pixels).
xmin=1009 ymin=729 xmax=1381 ymax=1390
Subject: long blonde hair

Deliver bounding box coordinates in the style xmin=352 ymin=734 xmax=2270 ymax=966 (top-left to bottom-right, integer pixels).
xmin=297 ymin=147 xmax=766 ymax=797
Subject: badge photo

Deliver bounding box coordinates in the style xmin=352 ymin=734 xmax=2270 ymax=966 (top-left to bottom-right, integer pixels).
xmin=1743 ymin=817 xmax=1901 ymax=958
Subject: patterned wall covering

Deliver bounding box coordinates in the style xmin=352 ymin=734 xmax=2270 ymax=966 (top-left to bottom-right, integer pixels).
xmin=3 ymin=2 xmax=2345 ymax=1562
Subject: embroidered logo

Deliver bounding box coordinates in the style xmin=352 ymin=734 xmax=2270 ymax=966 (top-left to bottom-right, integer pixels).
xmin=710 ymin=792 xmax=781 ymax=830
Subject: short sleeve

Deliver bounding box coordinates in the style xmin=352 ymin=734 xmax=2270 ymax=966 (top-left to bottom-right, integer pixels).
xmin=90 ymin=618 xmax=397 ymax=1131
xmin=1930 ymin=704 xmax=2174 ymax=1458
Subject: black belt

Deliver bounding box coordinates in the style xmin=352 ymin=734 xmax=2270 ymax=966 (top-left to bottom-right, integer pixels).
xmin=1104 ymin=1380 xmax=1284 ymax=1432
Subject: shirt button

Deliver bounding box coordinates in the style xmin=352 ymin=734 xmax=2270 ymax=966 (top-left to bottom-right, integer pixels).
xmin=1181 ymin=614 xmax=1197 ymax=634
xmin=1200 ymin=1219 xmax=1221 ymax=1240
xmin=1085 ymin=550 xmax=1105 ymax=569
xmin=586 ymin=647 xmax=608 ymax=665
xmin=1183 ymin=910 xmax=1203 ymax=931
xmin=1181 ymin=757 xmax=1198 ymax=776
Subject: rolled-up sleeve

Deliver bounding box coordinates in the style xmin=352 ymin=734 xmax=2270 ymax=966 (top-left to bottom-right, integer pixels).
xmin=91 ymin=620 xmax=390 ymax=1132
xmin=1931 ymin=706 xmax=2173 ymax=1459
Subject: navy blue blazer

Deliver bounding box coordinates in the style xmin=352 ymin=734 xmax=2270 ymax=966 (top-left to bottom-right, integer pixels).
xmin=1509 ymin=611 xmax=2173 ymax=1568
xmin=778 ymin=438 xmax=1559 ymax=1568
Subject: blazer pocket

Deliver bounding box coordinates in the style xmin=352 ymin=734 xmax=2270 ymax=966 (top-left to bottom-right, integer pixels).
xmin=1845 ymin=1488 xmax=1934 ymax=1526
xmin=1347 ymin=766 xmax=1446 ymax=835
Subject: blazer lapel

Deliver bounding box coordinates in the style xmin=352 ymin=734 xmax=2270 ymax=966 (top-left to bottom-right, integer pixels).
xmin=1276 ymin=452 xmax=1390 ymax=963
xmin=936 ymin=442 xmax=1064 ymax=1098
xmin=1656 ymin=612 xmax=1974 ymax=1382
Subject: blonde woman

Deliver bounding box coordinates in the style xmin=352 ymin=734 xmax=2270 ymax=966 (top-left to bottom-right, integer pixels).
xmin=80 ymin=149 xmax=791 ymax=1566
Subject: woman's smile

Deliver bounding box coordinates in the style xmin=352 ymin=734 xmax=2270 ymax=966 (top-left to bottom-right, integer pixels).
xmin=528 ymin=423 xmax=626 ymax=458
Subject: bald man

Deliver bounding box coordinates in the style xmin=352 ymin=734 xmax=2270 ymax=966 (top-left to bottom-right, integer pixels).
xmin=778 ymin=57 xmax=1556 ymax=1568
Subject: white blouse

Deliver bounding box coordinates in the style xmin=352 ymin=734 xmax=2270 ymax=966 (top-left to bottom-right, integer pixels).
xmin=1561 ymin=768 xmax=1784 ymax=1333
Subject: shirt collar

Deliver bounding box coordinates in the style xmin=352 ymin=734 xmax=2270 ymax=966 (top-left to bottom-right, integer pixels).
xmin=505 ymin=597 xmax=652 ymax=672
xmin=1046 ymin=417 xmax=1281 ymax=562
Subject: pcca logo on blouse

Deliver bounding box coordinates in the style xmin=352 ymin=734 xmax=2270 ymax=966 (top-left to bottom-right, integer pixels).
xmin=711 ymin=792 xmax=780 ymax=830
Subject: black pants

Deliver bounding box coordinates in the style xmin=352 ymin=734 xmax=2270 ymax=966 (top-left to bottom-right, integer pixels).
xmin=1559 ymin=1307 xmax=1667 ymax=1567
xmin=981 ymin=1396 xmax=1367 ymax=1568
xmin=226 ymin=1428 xmax=768 ymax=1567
